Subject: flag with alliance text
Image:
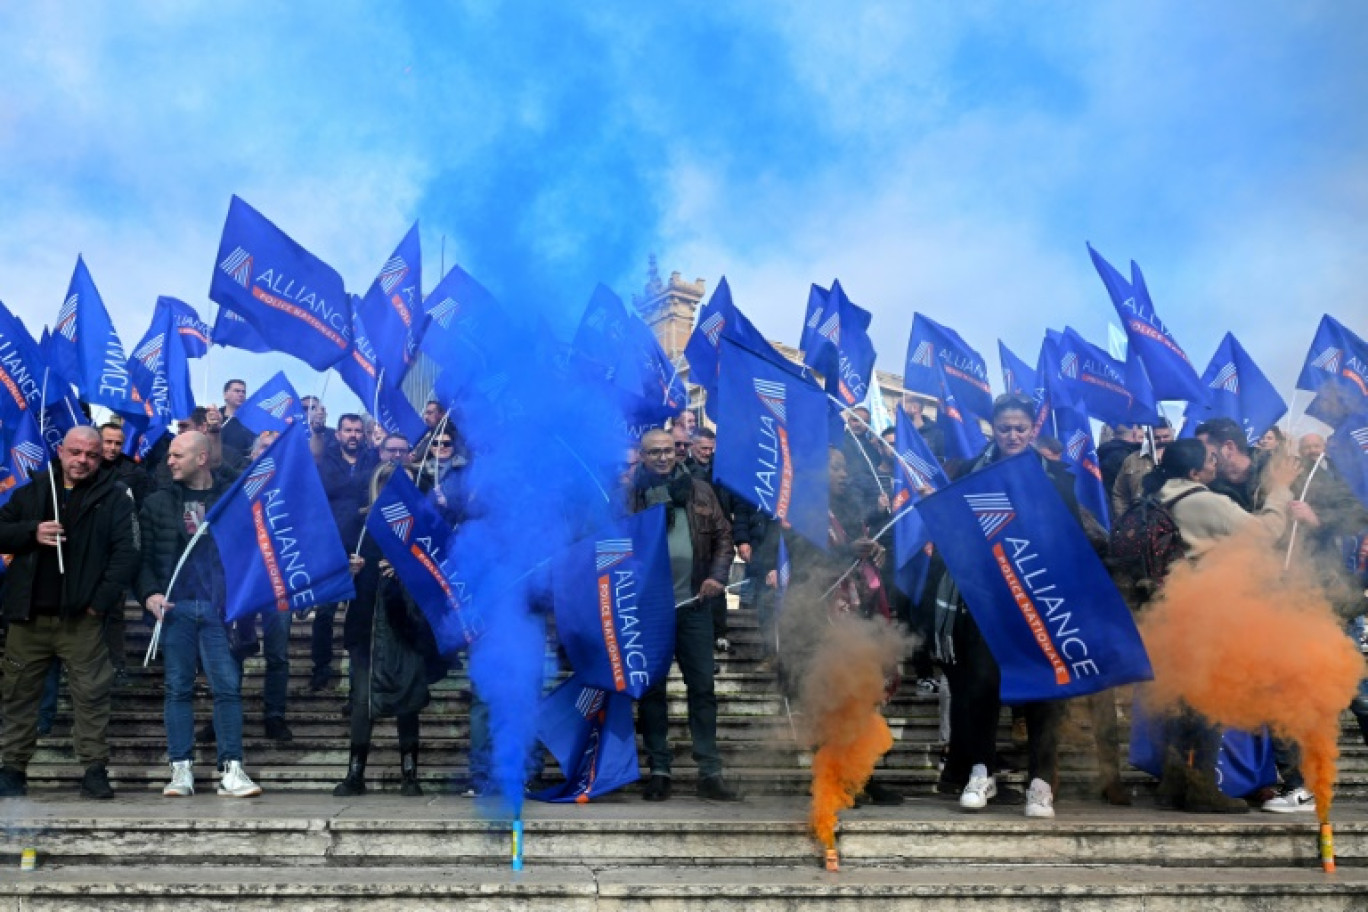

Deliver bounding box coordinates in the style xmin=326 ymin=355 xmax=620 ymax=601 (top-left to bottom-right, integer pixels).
xmin=1326 ymin=408 xmax=1368 ymax=509
xmin=685 ymin=277 xmax=802 ymax=421
xmin=50 ymin=256 xmax=144 ymax=414
xmin=127 ymin=298 xmax=197 ymax=422
xmin=531 ymin=675 xmax=639 ymax=803
xmin=208 ymin=195 xmax=351 ymax=371
xmin=234 ymin=370 xmax=307 ymax=436
xmin=1297 ymin=315 xmax=1368 ymax=424
xmin=335 ymin=298 xmax=426 ymax=442
xmin=914 ymin=452 xmax=1152 ymax=702
xmin=357 ymin=221 xmax=427 ymax=389
xmin=802 ymin=279 xmax=877 ymax=408
xmin=206 ymin=423 xmax=355 ymax=622
xmin=1180 ymin=332 xmax=1286 ymax=445
xmin=551 ymin=504 xmax=675 ymax=700
xmin=715 ymin=336 xmax=830 ymax=550
xmin=1046 ymin=327 xmax=1158 ymax=427
xmin=364 ymin=466 xmax=483 ymax=653
xmin=904 ymin=314 xmax=994 ymax=418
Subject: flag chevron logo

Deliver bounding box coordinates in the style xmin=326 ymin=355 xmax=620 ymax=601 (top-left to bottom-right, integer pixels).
xmin=574 ymin=685 xmax=606 ymax=719
xmin=754 ymin=378 xmax=787 ymax=422
xmin=133 ymin=335 xmax=164 ymax=371
xmin=806 ymin=310 xmax=821 ymax=331
xmin=378 ymin=255 xmax=409 ymax=295
xmin=1060 ymin=352 xmax=1080 ymax=379
xmin=56 ymin=294 xmax=79 ymax=341
xmin=1065 ymin=431 xmax=1091 ymax=461
xmin=11 ymin=441 xmax=46 ymax=480
xmin=1210 ymin=362 xmax=1239 ymax=393
xmin=1351 ymin=426 xmax=1368 ymax=454
xmin=219 ymin=247 xmax=254 ymax=288
xmin=817 ymin=312 xmax=840 ymax=346
xmin=427 ymin=296 xmax=459 ymax=331
xmin=910 ymin=340 xmax=934 ymax=368
xmin=700 ymin=312 xmax=725 ymax=347
xmin=380 ymin=501 xmax=413 ymax=542
xmin=898 ymin=450 xmax=941 ymax=488
xmin=259 ymin=391 xmax=295 ymax=419
xmin=595 ymin=538 xmax=633 ymax=571
xmin=242 ymin=458 xmax=276 ymax=499
xmin=964 ymin=491 xmax=1016 ymax=539
xmin=1310 ymin=347 xmax=1342 ymax=373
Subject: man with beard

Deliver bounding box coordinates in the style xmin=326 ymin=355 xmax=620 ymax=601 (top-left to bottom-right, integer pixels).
xmin=310 ymin=414 xmax=378 ymax=692
xmin=624 ymin=428 xmax=741 ymax=803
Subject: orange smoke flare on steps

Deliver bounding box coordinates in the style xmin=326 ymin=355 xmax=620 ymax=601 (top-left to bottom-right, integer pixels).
xmin=1138 ymin=531 xmax=1365 ymax=828
xmin=799 ymin=615 xmax=904 ymax=853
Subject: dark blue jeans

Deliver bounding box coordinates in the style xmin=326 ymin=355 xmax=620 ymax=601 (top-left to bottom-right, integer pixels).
xmin=163 ymin=600 xmax=244 ymax=767
xmin=638 ymin=601 xmax=721 ymax=778
xmin=260 ymin=609 xmax=291 ymax=722
xmin=310 ymin=603 xmax=340 ymax=685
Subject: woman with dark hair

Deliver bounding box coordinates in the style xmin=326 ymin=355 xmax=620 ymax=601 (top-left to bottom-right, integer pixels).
xmin=1139 ymin=436 xmax=1298 ymax=813
xmin=932 ymin=394 xmax=1091 ymax=819
xmin=333 ymin=462 xmax=446 ymax=797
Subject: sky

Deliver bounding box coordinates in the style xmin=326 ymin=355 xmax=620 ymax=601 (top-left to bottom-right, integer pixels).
xmin=1 ymin=1 xmax=1364 ymax=424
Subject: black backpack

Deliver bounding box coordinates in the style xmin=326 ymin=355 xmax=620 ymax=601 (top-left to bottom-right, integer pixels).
xmin=1108 ymin=488 xmax=1202 ymax=603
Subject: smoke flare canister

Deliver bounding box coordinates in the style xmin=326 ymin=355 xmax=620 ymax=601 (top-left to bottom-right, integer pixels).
xmin=824 ymin=848 xmax=840 ymax=872
xmin=20 ymin=848 xmax=36 ymax=872
xmin=511 ymin=818 xmax=525 ymax=871
xmin=1320 ymin=823 xmax=1336 ymax=873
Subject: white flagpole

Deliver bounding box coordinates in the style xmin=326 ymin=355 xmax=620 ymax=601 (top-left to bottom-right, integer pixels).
xmin=1283 ymin=452 xmax=1324 ymax=571
xmin=143 ymin=521 xmax=211 ymax=666
xmin=38 ymin=367 xmax=65 ymax=575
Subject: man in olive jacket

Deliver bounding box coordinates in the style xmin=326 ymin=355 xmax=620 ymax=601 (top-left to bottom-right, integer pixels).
xmin=0 ymin=426 xmax=139 ymax=799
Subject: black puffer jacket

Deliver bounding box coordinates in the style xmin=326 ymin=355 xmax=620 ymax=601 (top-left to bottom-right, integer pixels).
xmin=0 ymin=465 xmax=140 ymax=622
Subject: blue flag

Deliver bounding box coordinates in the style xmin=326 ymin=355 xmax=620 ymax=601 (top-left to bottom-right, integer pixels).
xmin=1047 ymin=327 xmax=1159 ymax=426
xmin=35 ymin=329 xmax=87 ymax=456
xmin=684 ymin=277 xmax=802 ymax=421
xmin=120 ymin=412 xmax=170 ymax=464
xmin=1088 ymin=244 xmax=1207 ymax=403
xmin=1297 ymin=315 xmax=1368 ymax=423
xmin=420 ymin=262 xmax=517 ymax=404
xmin=999 ymin=341 xmax=1037 ymax=398
xmin=335 ymin=297 xmax=426 ymax=442
xmin=572 ymin=285 xmax=685 ymax=427
xmin=1128 ymin=698 xmax=1276 ymax=798
xmin=551 ymin=504 xmax=675 ymax=699
xmin=211 ymin=306 xmax=271 ymax=354
xmin=357 ymin=222 xmax=427 ymax=389
xmin=1326 ymin=409 xmax=1368 ymax=509
xmin=798 ymin=284 xmax=830 ymax=355
xmin=934 ymin=365 xmax=988 ymax=461
xmin=206 ymin=423 xmax=356 ymax=622
xmin=1054 ymin=401 xmax=1110 ymax=529
xmin=160 ymin=298 xmax=211 ymax=358
xmin=914 ymin=452 xmax=1153 ymax=702
xmin=364 ymin=466 xmax=483 ymax=652
xmin=128 ymin=298 xmax=197 ymax=422
xmin=208 ymin=195 xmax=351 ymax=371
xmin=50 ymin=256 xmax=139 ymax=412
xmin=531 ymin=675 xmax=639 ymax=803
xmin=715 ymin=336 xmax=830 ymax=550
xmin=904 ymin=314 xmax=993 ymax=418
xmin=0 ymin=300 xmax=49 ymax=420
xmin=891 ymin=411 xmax=949 ymax=570
xmin=1180 ymin=332 xmax=1287 ymax=445
xmin=0 ymin=410 xmax=49 ymax=510
xmin=803 ymin=279 xmax=877 ymax=408
xmin=234 ymin=370 xmax=307 ymax=436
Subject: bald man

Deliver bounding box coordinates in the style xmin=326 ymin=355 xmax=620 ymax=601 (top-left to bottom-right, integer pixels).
xmin=0 ymin=426 xmax=140 ymax=799
xmin=138 ymin=432 xmax=262 ymax=798
xmin=1299 ymin=433 xmax=1326 ymax=463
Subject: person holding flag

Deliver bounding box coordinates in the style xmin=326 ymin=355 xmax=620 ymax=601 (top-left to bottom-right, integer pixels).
xmin=137 ymin=432 xmax=262 ymax=798
xmin=928 ymin=394 xmax=1094 ymax=818
xmin=624 ymin=428 xmax=741 ymax=802
xmin=0 ymin=427 xmax=139 ymax=800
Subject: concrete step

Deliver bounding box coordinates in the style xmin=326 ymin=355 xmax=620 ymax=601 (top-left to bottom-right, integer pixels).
xmin=4 ymin=864 xmax=1367 ymax=912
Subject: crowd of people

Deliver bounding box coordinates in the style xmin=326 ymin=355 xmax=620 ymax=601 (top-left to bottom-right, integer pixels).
xmin=0 ymin=374 xmax=1364 ymax=820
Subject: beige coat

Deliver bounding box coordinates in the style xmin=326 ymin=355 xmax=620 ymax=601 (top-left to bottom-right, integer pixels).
xmin=1158 ymin=478 xmax=1291 ymax=558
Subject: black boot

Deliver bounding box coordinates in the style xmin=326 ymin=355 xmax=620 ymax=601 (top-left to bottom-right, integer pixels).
xmin=333 ymin=744 xmax=368 ymax=797
xmin=399 ymin=746 xmax=422 ymax=797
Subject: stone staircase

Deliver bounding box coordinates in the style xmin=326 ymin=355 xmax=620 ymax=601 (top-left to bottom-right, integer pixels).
xmin=2 ymin=601 xmax=1367 ymax=909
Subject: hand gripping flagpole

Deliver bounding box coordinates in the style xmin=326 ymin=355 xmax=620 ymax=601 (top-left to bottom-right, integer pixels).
xmin=1283 ymin=451 xmax=1324 ymax=571
xmin=38 ymin=367 xmax=64 ymax=575
xmin=144 ymin=521 xmax=211 ymax=666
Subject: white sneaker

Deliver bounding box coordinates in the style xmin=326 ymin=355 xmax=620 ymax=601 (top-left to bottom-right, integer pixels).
xmin=163 ymin=760 xmax=194 ymax=797
xmin=217 ymin=760 xmax=263 ymax=798
xmin=1025 ymin=777 xmax=1055 ymax=818
xmin=959 ymin=764 xmax=996 ymax=810
xmin=1261 ymin=786 xmax=1315 ymax=814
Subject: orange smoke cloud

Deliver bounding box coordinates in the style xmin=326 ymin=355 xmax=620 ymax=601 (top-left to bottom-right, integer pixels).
xmin=1139 ymin=531 xmax=1365 ymax=821
xmin=799 ymin=614 xmax=903 ymax=850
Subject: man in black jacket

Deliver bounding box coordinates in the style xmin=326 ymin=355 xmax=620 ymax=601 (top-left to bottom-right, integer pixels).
xmin=0 ymin=426 xmax=139 ymax=799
